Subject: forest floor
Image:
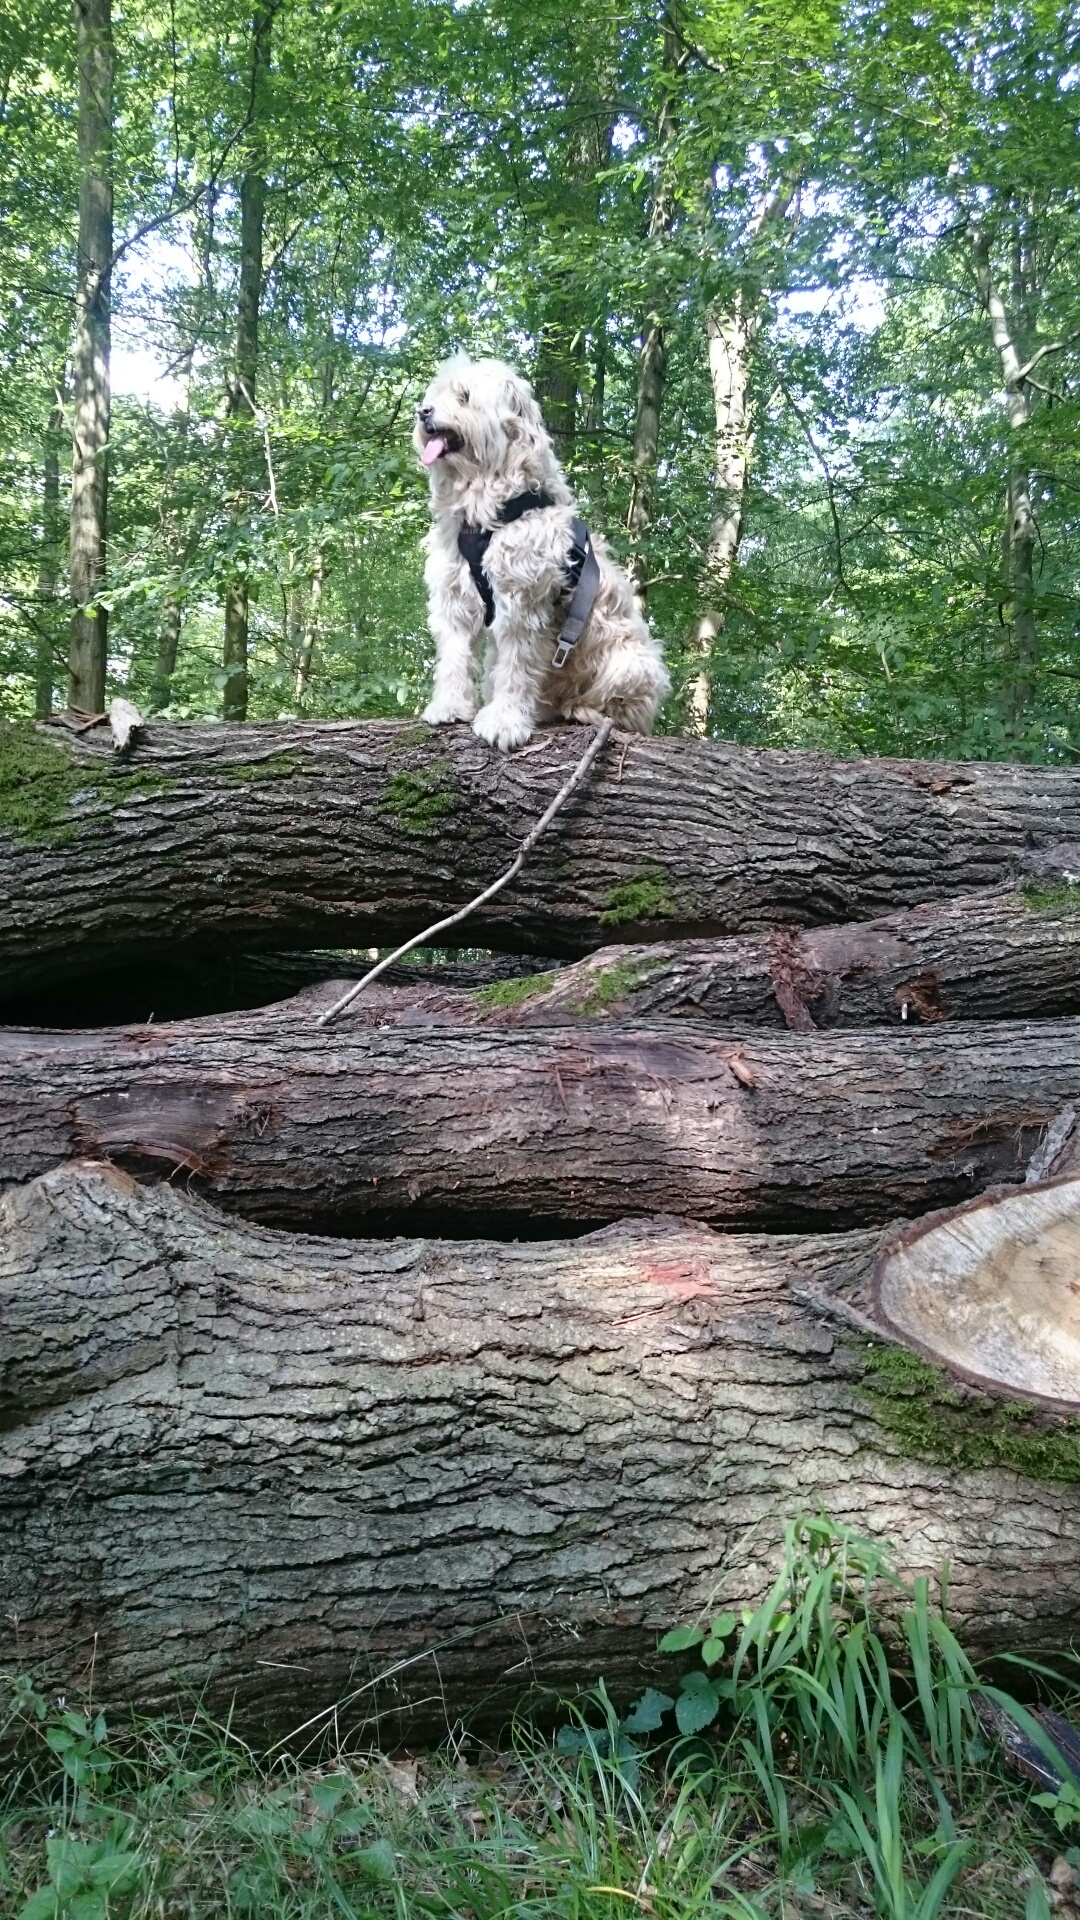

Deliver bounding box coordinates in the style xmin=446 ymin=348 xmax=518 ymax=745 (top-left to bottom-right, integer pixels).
xmin=2 ymin=1524 xmax=1078 ymax=1920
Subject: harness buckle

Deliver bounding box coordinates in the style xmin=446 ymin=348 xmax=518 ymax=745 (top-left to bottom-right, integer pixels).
xmin=551 ymin=638 xmax=574 ymax=670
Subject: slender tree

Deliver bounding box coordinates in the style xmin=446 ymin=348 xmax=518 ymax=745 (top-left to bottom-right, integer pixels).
xmin=626 ymin=5 xmax=682 ymax=607
xmin=34 ymin=400 xmax=63 ymax=718
xmin=68 ymin=0 xmax=113 ymax=714
xmin=970 ymin=215 xmax=1040 ymax=726
xmin=222 ymin=3 xmax=272 ymax=723
xmin=687 ymin=178 xmax=799 ymax=733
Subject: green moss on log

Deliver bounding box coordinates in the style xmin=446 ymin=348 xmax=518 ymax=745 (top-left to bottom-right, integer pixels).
xmin=0 ymin=723 xmax=175 ymax=847
xmin=1021 ymin=878 xmax=1080 ymax=915
xmin=222 ymin=753 xmax=302 ymax=784
xmin=859 ymin=1340 xmax=1080 ymax=1484
xmin=599 ymin=873 xmax=677 ymax=926
xmin=474 ymin=971 xmax=558 ymax=1009
xmin=379 ymin=766 xmax=456 ymax=834
xmin=571 ymin=957 xmax=662 ymax=1011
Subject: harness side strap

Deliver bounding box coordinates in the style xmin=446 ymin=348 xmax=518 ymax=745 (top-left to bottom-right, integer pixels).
xmin=552 ymin=518 xmax=601 ymax=669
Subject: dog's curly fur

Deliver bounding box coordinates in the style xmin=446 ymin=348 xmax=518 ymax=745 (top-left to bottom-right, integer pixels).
xmin=414 ymin=354 xmax=670 ymax=752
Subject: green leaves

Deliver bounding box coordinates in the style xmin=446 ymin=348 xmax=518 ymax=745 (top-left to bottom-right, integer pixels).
xmin=674 ymin=1670 xmax=731 ymax=1735
xmin=18 ymin=1832 xmax=141 ymax=1920
xmin=620 ymin=1687 xmax=674 ymax=1734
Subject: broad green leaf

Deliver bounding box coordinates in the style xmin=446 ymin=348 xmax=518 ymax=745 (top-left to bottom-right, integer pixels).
xmin=658 ymin=1626 xmax=705 ymax=1654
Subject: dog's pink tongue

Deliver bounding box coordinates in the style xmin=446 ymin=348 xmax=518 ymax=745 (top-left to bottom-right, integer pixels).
xmin=421 ymin=436 xmax=446 ymax=467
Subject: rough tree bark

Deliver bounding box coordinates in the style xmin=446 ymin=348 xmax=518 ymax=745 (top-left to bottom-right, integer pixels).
xmin=513 ymin=885 xmax=1080 ymax=1029
xmin=292 ymin=547 xmax=325 ymax=708
xmin=4 ymin=1004 xmax=1080 ymax=1230
xmin=4 ymin=1160 xmax=1080 ymax=1739
xmin=222 ymin=5 xmax=272 ymax=723
xmin=59 ymin=879 xmax=1080 ymax=1030
xmin=6 ymin=883 xmax=1072 ymax=1030
xmin=4 ymin=720 xmax=1080 ymax=992
xmin=68 ymin=0 xmax=113 ymax=714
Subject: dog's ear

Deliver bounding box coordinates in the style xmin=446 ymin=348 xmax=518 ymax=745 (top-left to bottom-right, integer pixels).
xmin=501 ymin=373 xmax=543 ymax=438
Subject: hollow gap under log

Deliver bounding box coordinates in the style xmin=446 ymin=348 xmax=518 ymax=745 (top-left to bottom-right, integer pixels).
xmin=0 ymin=948 xmax=562 ymax=1029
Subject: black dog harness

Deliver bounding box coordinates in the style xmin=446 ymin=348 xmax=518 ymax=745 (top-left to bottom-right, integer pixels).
xmin=458 ymin=489 xmax=601 ymax=670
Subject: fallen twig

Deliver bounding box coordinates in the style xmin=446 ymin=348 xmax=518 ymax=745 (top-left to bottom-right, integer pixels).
xmin=317 ymin=719 xmax=614 ymax=1026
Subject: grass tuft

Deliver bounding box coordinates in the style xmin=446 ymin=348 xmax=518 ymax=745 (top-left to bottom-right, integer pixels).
xmin=2 ymin=1518 xmax=1076 ymax=1918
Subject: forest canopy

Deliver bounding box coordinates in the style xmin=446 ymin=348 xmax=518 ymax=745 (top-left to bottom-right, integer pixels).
xmin=1 ymin=0 xmax=1078 ymax=759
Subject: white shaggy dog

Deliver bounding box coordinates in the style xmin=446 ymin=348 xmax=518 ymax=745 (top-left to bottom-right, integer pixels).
xmin=414 ymin=354 xmax=670 ymax=751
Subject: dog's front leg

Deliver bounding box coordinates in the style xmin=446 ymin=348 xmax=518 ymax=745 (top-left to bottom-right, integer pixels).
xmin=472 ymin=609 xmax=545 ymax=752
xmin=422 ymin=543 xmax=482 ymax=726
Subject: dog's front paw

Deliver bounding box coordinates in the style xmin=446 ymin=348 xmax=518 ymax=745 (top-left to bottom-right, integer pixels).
xmin=423 ymin=693 xmax=476 ymax=726
xmin=472 ymin=702 xmax=534 ymax=752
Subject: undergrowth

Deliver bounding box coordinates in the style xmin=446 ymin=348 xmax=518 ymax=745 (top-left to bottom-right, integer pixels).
xmin=2 ymin=1519 xmax=1077 ymax=1920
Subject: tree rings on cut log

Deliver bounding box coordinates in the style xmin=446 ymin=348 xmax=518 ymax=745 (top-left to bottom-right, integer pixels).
xmin=873 ymin=1176 xmax=1080 ymax=1408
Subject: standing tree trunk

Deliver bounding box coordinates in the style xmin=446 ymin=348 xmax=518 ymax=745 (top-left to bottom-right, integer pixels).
xmin=687 ymin=182 xmax=798 ymax=734
xmin=222 ymin=5 xmax=272 ymax=723
xmin=685 ymin=301 xmax=758 ymax=731
xmin=68 ymin=0 xmax=113 ymax=715
xmin=34 ymin=402 xmax=63 ymax=719
xmin=970 ymin=221 xmax=1038 ymax=724
xmin=150 ymin=585 xmax=183 ymax=715
xmin=532 ymin=47 xmax=616 ymax=459
xmin=293 ymin=547 xmax=324 ymax=707
xmin=626 ymin=7 xmax=681 ymax=607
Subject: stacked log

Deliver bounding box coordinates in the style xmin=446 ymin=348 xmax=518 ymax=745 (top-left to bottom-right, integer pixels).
xmin=4 ymin=717 xmax=1080 ymax=1736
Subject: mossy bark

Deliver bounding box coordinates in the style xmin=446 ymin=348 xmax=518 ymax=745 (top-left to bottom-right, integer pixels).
xmin=4 ymin=1162 xmax=1080 ymax=1741
xmin=6 ymin=720 xmax=1080 ymax=994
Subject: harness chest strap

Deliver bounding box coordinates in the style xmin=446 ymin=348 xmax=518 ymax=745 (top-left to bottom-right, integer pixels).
xmin=457 ymin=490 xmax=600 ymax=669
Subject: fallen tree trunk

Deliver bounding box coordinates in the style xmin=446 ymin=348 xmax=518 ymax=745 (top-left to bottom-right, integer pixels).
xmin=312 ymin=884 xmax=1080 ymax=1032
xmin=9 ymin=882 xmax=1078 ymax=1031
xmin=3 ymin=1002 xmax=1079 ymax=1230
xmin=4 ymin=1161 xmax=1080 ymax=1739
xmin=538 ymin=885 xmax=1080 ymax=1029
xmin=4 ymin=716 xmax=1080 ymax=992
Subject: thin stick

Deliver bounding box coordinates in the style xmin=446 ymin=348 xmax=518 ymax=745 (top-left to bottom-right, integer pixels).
xmin=317 ymin=718 xmax=614 ymax=1027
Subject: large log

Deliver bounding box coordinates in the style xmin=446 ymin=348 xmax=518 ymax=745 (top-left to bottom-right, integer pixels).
xmin=307 ymin=885 xmax=1080 ymax=1032
xmin=5 ymin=716 xmax=1080 ymax=992
xmin=3 ymin=1001 xmax=1080 ymax=1230
xmin=8 ymin=883 xmax=1078 ymax=1031
xmin=4 ymin=1161 xmax=1080 ymax=1739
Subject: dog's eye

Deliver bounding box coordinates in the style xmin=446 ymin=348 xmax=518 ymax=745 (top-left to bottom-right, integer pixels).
xmin=456 ymin=387 xmax=469 ymax=404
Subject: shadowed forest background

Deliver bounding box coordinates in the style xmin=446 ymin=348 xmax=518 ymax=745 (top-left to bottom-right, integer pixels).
xmin=1 ymin=0 xmax=1078 ymax=758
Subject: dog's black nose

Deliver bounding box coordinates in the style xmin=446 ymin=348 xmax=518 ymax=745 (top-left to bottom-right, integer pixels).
xmin=418 ymin=406 xmax=435 ymax=427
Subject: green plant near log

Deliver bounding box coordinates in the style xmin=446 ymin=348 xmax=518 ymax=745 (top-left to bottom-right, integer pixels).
xmin=3 ymin=1515 xmax=1073 ymax=1920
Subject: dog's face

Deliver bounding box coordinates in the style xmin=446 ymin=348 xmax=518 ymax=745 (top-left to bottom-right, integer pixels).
xmin=413 ymin=355 xmax=546 ymax=479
